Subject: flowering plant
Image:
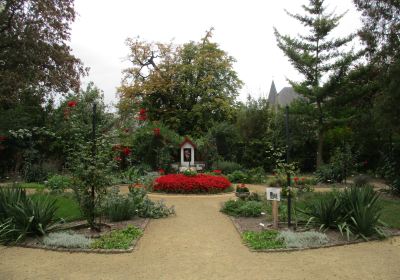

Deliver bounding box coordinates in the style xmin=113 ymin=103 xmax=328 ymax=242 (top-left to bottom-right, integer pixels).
xmin=67 ymin=100 xmax=77 ymax=107
xmin=153 ymin=128 xmax=160 ymax=136
xmin=154 ymin=174 xmax=231 ymax=193
xmin=235 ymin=183 xmax=249 ymax=193
xmin=212 ymin=169 xmax=222 ymax=175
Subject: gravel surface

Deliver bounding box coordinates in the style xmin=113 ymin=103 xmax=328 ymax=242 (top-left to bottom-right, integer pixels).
xmin=1 ymin=192 xmax=400 ymax=280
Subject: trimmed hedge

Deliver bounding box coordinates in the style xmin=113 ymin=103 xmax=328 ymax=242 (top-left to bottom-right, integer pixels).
xmin=153 ymin=174 xmax=231 ymax=193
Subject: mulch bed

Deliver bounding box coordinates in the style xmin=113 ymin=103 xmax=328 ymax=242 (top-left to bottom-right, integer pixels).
xmin=16 ymin=217 xmax=149 ymax=254
xmin=229 ymin=215 xmax=400 ymax=252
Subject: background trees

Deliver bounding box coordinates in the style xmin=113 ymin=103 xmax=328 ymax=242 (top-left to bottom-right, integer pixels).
xmin=274 ymin=0 xmax=358 ymax=168
xmin=118 ymin=30 xmax=242 ymax=137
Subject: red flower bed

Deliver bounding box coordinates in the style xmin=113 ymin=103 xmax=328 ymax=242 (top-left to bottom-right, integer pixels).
xmin=154 ymin=174 xmax=231 ymax=193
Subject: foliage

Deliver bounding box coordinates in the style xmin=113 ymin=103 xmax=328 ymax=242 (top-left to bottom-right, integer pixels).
xmin=0 ymin=219 xmax=16 ymax=244
xmin=0 ymin=188 xmax=58 ymax=240
xmin=154 ymin=174 xmax=231 ymax=193
xmin=47 ymin=175 xmax=73 ymax=194
xmin=220 ymin=199 xmax=262 ymax=217
xmin=315 ymin=164 xmax=345 ymax=184
xmin=90 ymin=225 xmax=142 ymax=250
xmin=299 ymin=192 xmax=343 ymax=230
xmin=211 ymin=161 xmax=243 ymax=175
xmin=43 ymin=231 xmax=91 ymax=249
xmin=0 ymin=0 xmax=85 ymax=106
xmin=118 ymin=29 xmax=242 ymax=136
xmin=299 ymin=186 xmax=386 ymax=239
xmin=353 ymin=174 xmax=371 ymax=187
xmin=206 ymin=122 xmax=241 ymax=162
xmin=128 ymin=123 xmax=180 ymax=170
xmin=242 ymin=230 xmax=284 ymax=250
xmin=228 ymin=171 xmax=249 ymax=183
xmin=340 ymin=186 xmax=385 ymax=239
xmin=277 ymin=230 xmax=329 ymax=248
xmin=235 ymin=184 xmax=249 ymax=193
xmin=182 ymin=169 xmax=197 ymax=177
xmin=274 ymin=0 xmax=358 ymax=168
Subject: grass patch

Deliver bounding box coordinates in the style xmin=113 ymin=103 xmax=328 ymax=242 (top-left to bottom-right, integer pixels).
xmin=91 ymin=226 xmax=143 ymax=249
xmin=15 ymin=182 xmax=45 ymax=189
xmin=242 ymin=230 xmax=284 ymax=250
xmin=31 ymin=193 xmax=82 ymax=222
xmin=380 ymin=198 xmax=400 ymax=229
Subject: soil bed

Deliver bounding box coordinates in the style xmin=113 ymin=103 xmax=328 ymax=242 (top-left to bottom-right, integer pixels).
xmin=17 ymin=217 xmax=149 ymax=253
xmin=230 ymin=215 xmax=400 ymax=252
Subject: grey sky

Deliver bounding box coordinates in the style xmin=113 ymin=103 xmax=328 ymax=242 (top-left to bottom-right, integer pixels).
xmin=70 ymin=0 xmax=362 ymax=106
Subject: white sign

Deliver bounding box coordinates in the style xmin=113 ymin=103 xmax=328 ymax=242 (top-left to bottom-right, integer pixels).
xmin=266 ymin=187 xmax=281 ymax=201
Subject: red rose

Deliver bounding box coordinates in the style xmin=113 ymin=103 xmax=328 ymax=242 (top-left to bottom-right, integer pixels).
xmin=301 ymin=177 xmax=305 ymax=181
xmin=138 ymin=108 xmax=147 ymax=121
xmin=153 ymin=128 xmax=160 ymax=136
xmin=294 ymin=177 xmax=299 ymax=182
xmin=122 ymin=147 xmax=131 ymax=156
xmin=67 ymin=100 xmax=77 ymax=107
xmin=158 ymin=168 xmax=165 ymax=174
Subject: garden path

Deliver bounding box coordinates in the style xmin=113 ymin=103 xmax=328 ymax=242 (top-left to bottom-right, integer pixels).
xmin=1 ymin=192 xmax=400 ymax=280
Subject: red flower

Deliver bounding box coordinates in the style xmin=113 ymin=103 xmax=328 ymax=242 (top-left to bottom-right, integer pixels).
xmin=0 ymin=136 xmax=7 ymax=142
xmin=294 ymin=177 xmax=299 ymax=183
xmin=158 ymin=168 xmax=165 ymax=175
xmin=301 ymin=177 xmax=305 ymax=181
xmin=114 ymin=156 xmax=122 ymax=162
xmin=213 ymin=169 xmax=222 ymax=174
xmin=122 ymin=147 xmax=131 ymax=156
xmin=154 ymin=174 xmax=231 ymax=193
xmin=138 ymin=108 xmax=147 ymax=121
xmin=153 ymin=128 xmax=160 ymax=136
xmin=67 ymin=100 xmax=77 ymax=107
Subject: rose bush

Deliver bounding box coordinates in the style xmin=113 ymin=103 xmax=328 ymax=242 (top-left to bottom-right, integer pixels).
xmin=153 ymin=174 xmax=231 ymax=193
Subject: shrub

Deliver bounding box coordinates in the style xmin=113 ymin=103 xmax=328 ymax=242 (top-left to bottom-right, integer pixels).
xmin=0 ymin=188 xmax=58 ymax=239
xmin=227 ymin=170 xmax=249 ymax=183
xmin=0 ymin=219 xmax=17 ymax=245
xmin=315 ymin=164 xmax=344 ymax=183
xmin=101 ymin=187 xmax=135 ymax=222
xmin=43 ymin=231 xmax=91 ymax=248
xmin=23 ymin=164 xmax=48 ymax=183
xmin=247 ymin=167 xmax=267 ymax=183
xmin=242 ymin=230 xmax=284 ymax=250
xmin=298 ymin=192 xmax=342 ymax=230
xmin=90 ymin=225 xmax=142 ymax=250
xmin=212 ymin=161 xmax=242 ymax=174
xmin=154 ymin=174 xmax=231 ymax=193
xmin=220 ymin=199 xmax=262 ymax=217
xmin=47 ymin=174 xmax=73 ymax=194
xmin=353 ymin=174 xmax=371 ymax=187
xmin=340 ymin=186 xmax=385 ymax=239
xmin=277 ymin=231 xmax=329 ymax=248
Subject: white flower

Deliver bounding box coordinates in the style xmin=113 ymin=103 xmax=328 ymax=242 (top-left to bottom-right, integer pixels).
xmin=259 ymin=223 xmax=265 ymax=227
xmin=261 ymin=212 xmax=266 ymax=215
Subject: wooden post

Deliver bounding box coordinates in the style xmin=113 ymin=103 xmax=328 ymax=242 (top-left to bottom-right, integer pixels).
xmin=272 ymin=200 xmax=279 ymax=229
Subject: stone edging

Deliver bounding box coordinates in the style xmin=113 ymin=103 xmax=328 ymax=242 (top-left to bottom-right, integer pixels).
xmin=228 ymin=215 xmax=400 ymax=253
xmin=15 ymin=218 xmax=150 ymax=254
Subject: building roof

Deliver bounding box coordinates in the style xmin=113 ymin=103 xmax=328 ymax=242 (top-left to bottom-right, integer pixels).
xmin=267 ymin=81 xmax=301 ymax=107
xmin=267 ymin=81 xmax=277 ymax=105
xmin=180 ymin=136 xmax=197 ymax=149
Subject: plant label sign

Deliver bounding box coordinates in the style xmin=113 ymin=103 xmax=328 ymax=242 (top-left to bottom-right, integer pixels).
xmin=266 ymin=187 xmax=281 ymax=201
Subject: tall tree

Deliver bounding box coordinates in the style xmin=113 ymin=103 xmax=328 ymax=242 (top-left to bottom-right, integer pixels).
xmin=118 ymin=29 xmax=242 ymax=136
xmin=0 ymin=0 xmax=85 ymax=110
xmin=274 ymin=0 xmax=357 ymax=168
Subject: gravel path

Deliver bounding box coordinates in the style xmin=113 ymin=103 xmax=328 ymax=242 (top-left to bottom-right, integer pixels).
xmin=1 ymin=193 xmax=400 ymax=280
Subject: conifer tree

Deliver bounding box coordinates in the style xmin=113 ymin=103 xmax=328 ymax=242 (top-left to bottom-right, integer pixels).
xmin=274 ymin=0 xmax=357 ymax=168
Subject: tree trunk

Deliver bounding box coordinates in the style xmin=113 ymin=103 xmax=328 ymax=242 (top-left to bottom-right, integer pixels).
xmin=317 ymin=129 xmax=324 ymax=169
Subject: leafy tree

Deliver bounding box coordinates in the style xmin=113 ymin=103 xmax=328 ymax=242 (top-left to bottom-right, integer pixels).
xmin=274 ymin=0 xmax=358 ymax=168
xmin=0 ymin=0 xmax=85 ymax=108
xmin=118 ymin=29 xmax=242 ymax=136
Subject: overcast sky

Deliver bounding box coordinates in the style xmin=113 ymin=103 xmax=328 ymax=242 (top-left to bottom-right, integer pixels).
xmin=70 ymin=0 xmax=362 ymax=106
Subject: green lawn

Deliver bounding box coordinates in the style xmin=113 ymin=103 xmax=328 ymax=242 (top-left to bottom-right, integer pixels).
xmin=380 ymin=198 xmax=400 ymax=229
xmin=31 ymin=193 xmax=82 ymax=222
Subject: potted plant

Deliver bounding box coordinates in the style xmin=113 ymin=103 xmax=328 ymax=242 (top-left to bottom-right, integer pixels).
xmin=235 ymin=183 xmax=250 ymax=199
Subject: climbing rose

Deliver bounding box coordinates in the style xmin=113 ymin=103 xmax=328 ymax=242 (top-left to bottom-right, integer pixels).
xmin=122 ymin=147 xmax=131 ymax=156
xmin=67 ymin=100 xmax=77 ymax=107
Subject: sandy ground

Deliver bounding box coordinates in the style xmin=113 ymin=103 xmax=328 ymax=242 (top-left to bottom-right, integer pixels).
xmin=1 ymin=192 xmax=400 ymax=280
